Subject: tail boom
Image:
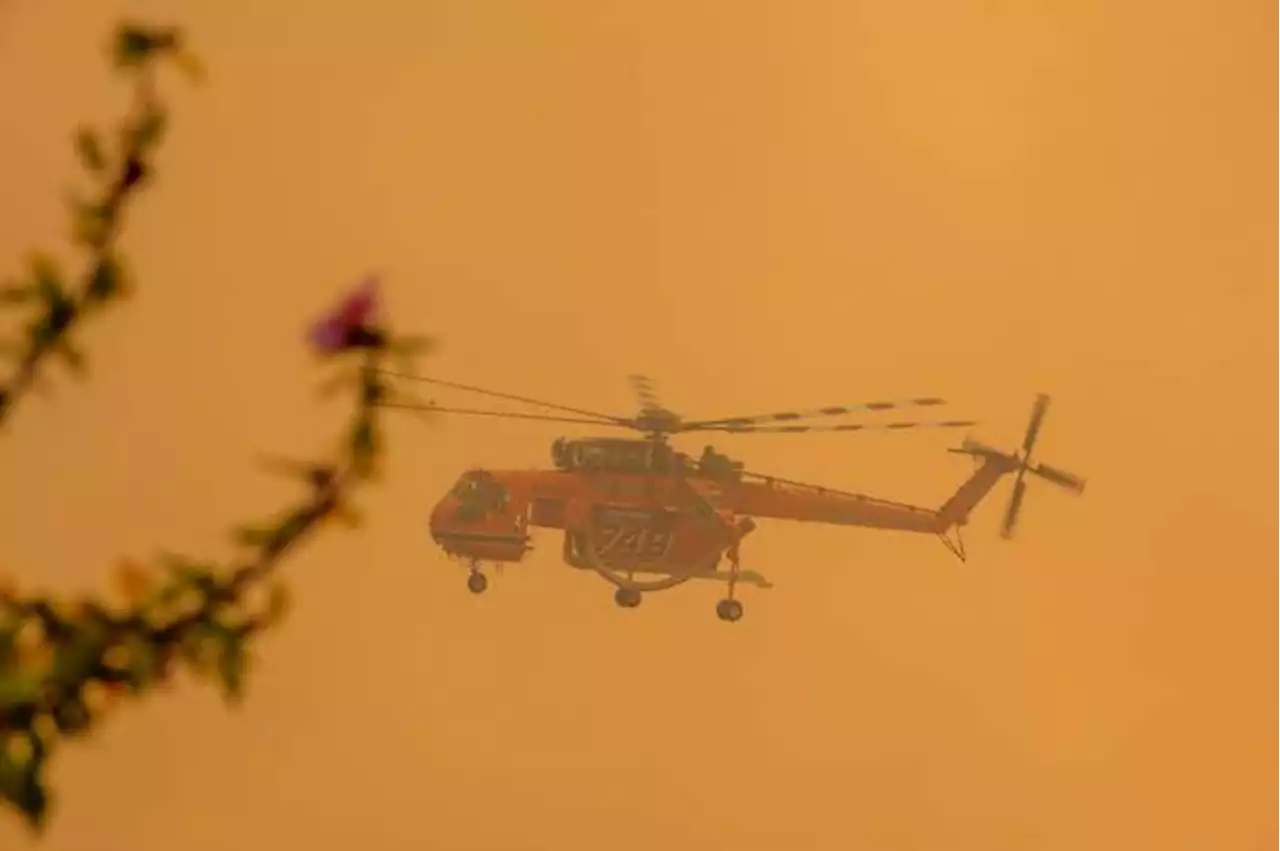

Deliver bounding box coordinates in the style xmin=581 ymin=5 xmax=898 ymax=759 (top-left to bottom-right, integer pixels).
xmin=935 ymin=455 xmax=1019 ymax=531
xmin=717 ymin=392 xmax=1082 ymax=543
xmin=726 ymin=479 xmax=941 ymax=533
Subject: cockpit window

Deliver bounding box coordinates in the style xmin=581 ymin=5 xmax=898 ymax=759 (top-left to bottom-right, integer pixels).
xmin=451 ymin=471 xmax=509 ymax=518
xmin=451 ymin=473 xmax=483 ymax=500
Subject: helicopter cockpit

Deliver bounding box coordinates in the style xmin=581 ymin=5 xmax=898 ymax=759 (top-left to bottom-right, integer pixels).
xmin=448 ymin=469 xmax=510 ymax=522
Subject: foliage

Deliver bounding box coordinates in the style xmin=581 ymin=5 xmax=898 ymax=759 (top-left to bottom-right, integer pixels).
xmin=0 ymin=23 xmax=430 ymax=833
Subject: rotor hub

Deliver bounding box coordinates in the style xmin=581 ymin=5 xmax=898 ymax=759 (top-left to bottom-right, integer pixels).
xmin=633 ymin=407 xmax=682 ymax=436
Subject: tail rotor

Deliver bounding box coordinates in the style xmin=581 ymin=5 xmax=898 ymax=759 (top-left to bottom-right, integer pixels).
xmin=999 ymin=394 xmax=1086 ymax=539
xmin=950 ymin=393 xmax=1087 ymax=539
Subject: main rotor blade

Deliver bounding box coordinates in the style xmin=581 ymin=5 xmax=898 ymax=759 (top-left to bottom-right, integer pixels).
xmin=682 ymin=397 xmax=950 ymax=430
xmin=1021 ymin=394 xmax=1050 ymax=457
xmin=690 ymin=419 xmax=977 ymax=435
xmin=1000 ymin=478 xmax=1028 ymax=540
xmin=376 ymin=401 xmax=631 ymax=428
xmin=375 ymin=370 xmax=628 ymax=425
xmin=1031 ymin=462 xmax=1086 ymax=494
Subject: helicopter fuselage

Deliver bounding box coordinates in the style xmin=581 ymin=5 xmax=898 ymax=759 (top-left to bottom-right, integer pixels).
xmin=384 ymin=368 xmax=1083 ymax=622
xmin=424 ymin=432 xmax=1013 ymax=582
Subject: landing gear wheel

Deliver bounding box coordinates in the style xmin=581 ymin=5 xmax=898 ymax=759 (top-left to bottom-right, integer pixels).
xmin=614 ymin=587 xmax=642 ymax=609
xmin=715 ymin=598 xmax=744 ymax=622
xmin=466 ymin=571 xmax=488 ymax=595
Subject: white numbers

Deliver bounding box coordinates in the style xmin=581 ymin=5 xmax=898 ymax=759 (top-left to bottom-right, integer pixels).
xmin=595 ymin=525 xmax=674 ymax=560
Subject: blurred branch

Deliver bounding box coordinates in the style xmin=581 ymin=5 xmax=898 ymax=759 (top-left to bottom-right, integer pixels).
xmin=0 ymin=21 xmax=430 ymax=835
xmin=0 ymin=23 xmax=201 ymax=429
xmin=0 ymin=338 xmax=403 ymax=832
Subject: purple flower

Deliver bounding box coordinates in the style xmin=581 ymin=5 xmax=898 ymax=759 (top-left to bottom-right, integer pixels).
xmin=308 ymin=275 xmax=382 ymax=354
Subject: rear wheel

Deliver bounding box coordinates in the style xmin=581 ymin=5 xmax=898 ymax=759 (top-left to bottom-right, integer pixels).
xmin=614 ymin=587 xmax=642 ymax=609
xmin=715 ymin=598 xmax=743 ymax=622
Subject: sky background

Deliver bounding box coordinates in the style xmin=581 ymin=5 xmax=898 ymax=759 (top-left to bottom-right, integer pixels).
xmin=0 ymin=1 xmax=1274 ymax=849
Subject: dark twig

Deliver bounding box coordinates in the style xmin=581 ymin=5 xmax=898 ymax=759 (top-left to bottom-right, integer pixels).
xmin=0 ymin=25 xmax=193 ymax=427
xmin=0 ymin=23 xmax=425 ymax=834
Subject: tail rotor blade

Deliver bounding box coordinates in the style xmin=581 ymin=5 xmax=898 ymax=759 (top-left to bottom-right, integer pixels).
xmin=1000 ymin=478 xmax=1028 ymax=540
xmin=1020 ymin=394 xmax=1050 ymax=457
xmin=1031 ymin=462 xmax=1086 ymax=494
xmin=977 ymin=393 xmax=1085 ymax=543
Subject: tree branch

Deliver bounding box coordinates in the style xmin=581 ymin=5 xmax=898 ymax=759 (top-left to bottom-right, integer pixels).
xmin=0 ymin=23 xmax=426 ymax=834
xmin=0 ymin=324 xmax=409 ymax=833
xmin=0 ymin=23 xmax=197 ymax=427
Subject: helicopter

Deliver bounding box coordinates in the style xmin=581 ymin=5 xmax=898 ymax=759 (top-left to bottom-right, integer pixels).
xmin=375 ymin=372 xmax=1087 ymax=623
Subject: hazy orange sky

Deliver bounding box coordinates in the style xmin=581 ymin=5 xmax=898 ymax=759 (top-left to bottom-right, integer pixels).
xmin=0 ymin=1 xmax=1274 ymax=849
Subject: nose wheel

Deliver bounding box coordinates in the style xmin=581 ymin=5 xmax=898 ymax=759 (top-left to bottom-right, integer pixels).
xmin=614 ymin=587 xmax=642 ymax=609
xmin=466 ymin=569 xmax=488 ymax=595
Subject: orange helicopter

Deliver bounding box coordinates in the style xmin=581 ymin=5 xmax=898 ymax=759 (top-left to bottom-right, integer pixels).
xmin=377 ymin=373 xmax=1086 ymax=622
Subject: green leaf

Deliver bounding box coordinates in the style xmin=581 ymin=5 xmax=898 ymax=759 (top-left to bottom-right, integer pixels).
xmin=262 ymin=584 xmax=290 ymax=628
xmin=0 ymin=733 xmax=49 ymax=832
xmin=68 ymin=199 xmax=111 ymax=248
xmin=159 ymin=556 xmax=220 ymax=596
xmin=115 ymin=636 xmax=160 ymax=692
xmin=0 ymin=625 xmax=16 ymax=667
xmin=50 ymin=627 xmax=108 ymax=691
xmin=177 ymin=622 xmax=219 ymax=670
xmin=27 ymin=287 xmax=77 ymax=349
xmin=156 ymin=552 xmax=212 ymax=575
xmin=150 ymin=576 xmax=187 ymax=610
xmin=0 ymin=282 xmax=34 ymax=305
xmin=27 ymin=252 xmax=58 ymax=276
xmin=54 ymin=340 xmax=86 ymax=378
xmin=330 ymin=502 xmax=364 ymax=529
xmin=233 ymin=526 xmax=273 ymax=548
xmin=171 ymin=50 xmax=206 ymax=84
xmin=0 ymin=671 xmax=42 ymax=711
xmin=112 ymin=24 xmax=179 ymax=69
xmin=216 ymin=631 xmax=248 ymax=704
xmin=360 ymin=377 xmax=385 ymax=407
xmin=271 ymin=510 xmax=313 ymax=548
xmin=130 ymin=105 xmax=168 ymax=152
xmin=26 ymin=256 xmax=63 ymax=302
xmin=86 ymin=256 xmax=123 ymax=302
xmin=349 ymin=415 xmax=378 ymax=477
xmin=73 ymin=128 xmax=106 ymax=173
xmin=51 ymin=694 xmax=92 ymax=737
